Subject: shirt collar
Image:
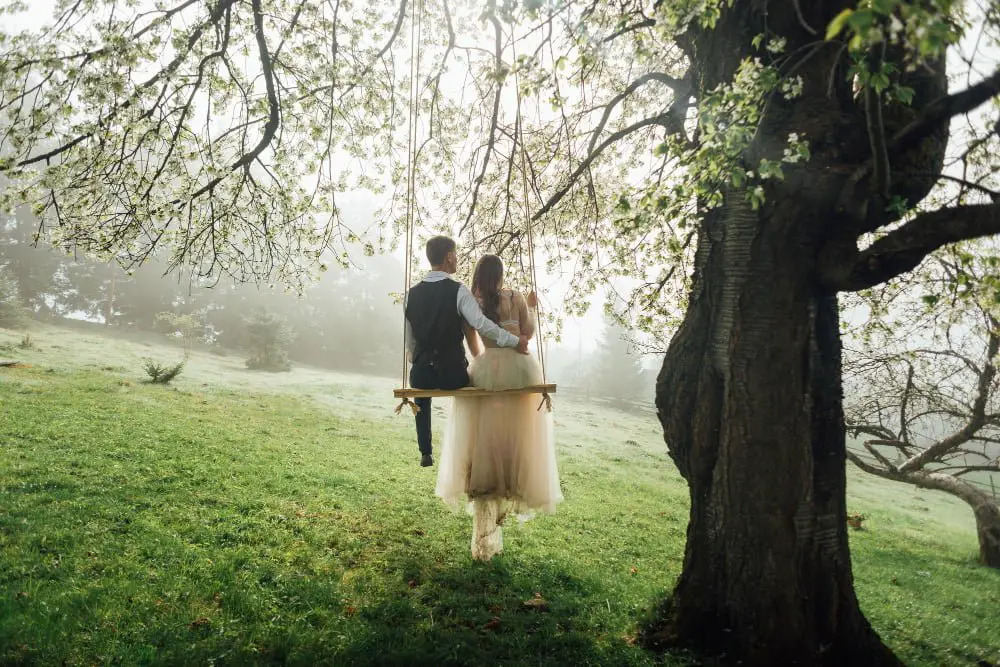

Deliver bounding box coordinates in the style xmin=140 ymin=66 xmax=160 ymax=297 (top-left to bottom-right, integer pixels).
xmin=423 ymin=270 xmax=451 ymax=282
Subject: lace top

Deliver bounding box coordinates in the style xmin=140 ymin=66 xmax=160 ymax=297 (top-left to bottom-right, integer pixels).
xmin=477 ymin=289 xmax=535 ymax=348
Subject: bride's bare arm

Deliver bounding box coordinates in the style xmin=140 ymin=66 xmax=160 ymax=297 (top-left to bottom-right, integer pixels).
xmin=464 ymin=323 xmax=482 ymax=357
xmin=516 ymin=291 xmax=536 ymax=339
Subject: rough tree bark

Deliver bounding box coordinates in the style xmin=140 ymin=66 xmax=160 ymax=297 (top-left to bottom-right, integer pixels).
xmin=645 ymin=2 xmax=952 ymax=664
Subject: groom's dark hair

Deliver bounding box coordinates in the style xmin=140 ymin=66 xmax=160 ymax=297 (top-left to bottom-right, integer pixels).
xmin=426 ymin=236 xmax=456 ymax=266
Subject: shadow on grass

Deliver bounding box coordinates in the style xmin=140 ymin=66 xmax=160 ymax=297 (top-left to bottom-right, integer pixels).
xmin=320 ymin=548 xmax=668 ymax=667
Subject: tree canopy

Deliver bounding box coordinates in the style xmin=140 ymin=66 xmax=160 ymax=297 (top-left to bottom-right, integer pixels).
xmin=0 ymin=1 xmax=997 ymax=322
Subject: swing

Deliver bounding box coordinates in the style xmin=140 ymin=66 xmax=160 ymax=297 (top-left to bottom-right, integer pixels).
xmin=393 ymin=3 xmax=555 ymax=416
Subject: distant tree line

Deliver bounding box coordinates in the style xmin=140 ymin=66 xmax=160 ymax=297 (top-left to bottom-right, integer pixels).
xmin=2 ymin=203 xmax=659 ymax=397
xmin=0 ymin=204 xmax=402 ymax=376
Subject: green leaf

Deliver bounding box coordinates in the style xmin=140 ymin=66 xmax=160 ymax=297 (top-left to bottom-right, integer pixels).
xmin=892 ymin=85 xmax=915 ymax=105
xmin=846 ymin=9 xmax=876 ymax=33
xmin=826 ymin=9 xmax=854 ymax=40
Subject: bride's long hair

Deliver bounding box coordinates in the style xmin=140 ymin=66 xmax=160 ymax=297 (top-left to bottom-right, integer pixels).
xmin=472 ymin=254 xmax=504 ymax=324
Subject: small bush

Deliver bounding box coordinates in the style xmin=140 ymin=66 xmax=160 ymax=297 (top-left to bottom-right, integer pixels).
xmin=142 ymin=359 xmax=185 ymax=384
xmin=18 ymin=334 xmax=34 ymax=350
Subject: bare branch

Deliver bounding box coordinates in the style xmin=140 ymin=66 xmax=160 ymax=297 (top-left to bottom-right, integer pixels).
xmin=899 ymin=361 xmax=914 ymax=446
xmin=529 ymin=99 xmax=691 ymax=225
xmin=836 ymin=68 xmax=1000 ymax=224
xmin=891 ymin=67 xmax=1000 ymax=161
xmin=586 ymin=72 xmax=684 ymax=155
xmin=900 ymin=330 xmax=1000 ymax=472
xmin=865 ymin=43 xmax=891 ymax=199
xmin=458 ymin=0 xmax=504 ymax=236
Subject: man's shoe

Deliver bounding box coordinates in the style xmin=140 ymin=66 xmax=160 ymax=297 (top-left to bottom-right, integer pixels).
xmin=421 ymin=454 xmax=434 ymax=467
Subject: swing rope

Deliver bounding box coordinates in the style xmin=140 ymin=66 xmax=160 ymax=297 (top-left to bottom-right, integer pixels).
xmin=394 ymin=16 xmax=553 ymax=413
xmin=395 ymin=0 xmax=423 ymax=417
xmin=512 ymin=44 xmax=551 ymax=413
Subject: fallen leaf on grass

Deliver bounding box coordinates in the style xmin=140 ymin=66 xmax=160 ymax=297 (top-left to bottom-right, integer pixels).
xmin=483 ymin=616 xmax=501 ymax=631
xmin=188 ymin=617 xmax=211 ymax=630
xmin=522 ymin=593 xmax=548 ymax=611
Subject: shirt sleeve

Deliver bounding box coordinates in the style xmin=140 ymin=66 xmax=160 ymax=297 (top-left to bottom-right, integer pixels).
xmin=404 ymin=317 xmax=415 ymax=360
xmin=456 ymin=284 xmax=519 ymax=348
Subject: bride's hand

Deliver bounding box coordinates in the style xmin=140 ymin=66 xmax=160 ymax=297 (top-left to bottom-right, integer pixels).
xmin=526 ymin=291 xmax=538 ymax=309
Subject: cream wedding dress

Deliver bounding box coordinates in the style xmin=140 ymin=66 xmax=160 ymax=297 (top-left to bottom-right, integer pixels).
xmin=435 ymin=289 xmax=562 ymax=560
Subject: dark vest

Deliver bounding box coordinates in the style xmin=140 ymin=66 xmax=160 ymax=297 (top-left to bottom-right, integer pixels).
xmin=405 ymin=279 xmax=466 ymax=370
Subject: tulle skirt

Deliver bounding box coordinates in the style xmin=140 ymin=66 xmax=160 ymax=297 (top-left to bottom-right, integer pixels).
xmin=435 ymin=347 xmax=562 ymax=560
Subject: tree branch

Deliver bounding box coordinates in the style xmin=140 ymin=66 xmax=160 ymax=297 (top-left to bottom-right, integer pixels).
xmin=892 ymin=67 xmax=1000 ymax=160
xmin=899 ymin=361 xmax=914 ymax=446
xmin=899 ymin=329 xmax=999 ymax=472
xmin=823 ymin=202 xmax=1000 ymax=291
xmin=864 ymin=44 xmax=891 ymax=200
xmin=12 ymin=0 xmax=237 ymax=170
xmin=458 ymin=0 xmax=503 ymax=236
xmin=184 ymin=0 xmax=279 ymax=202
xmin=836 ymin=68 xmax=1000 ymax=226
xmin=528 ymin=96 xmax=691 ymax=225
xmin=587 ymin=72 xmax=684 ymax=155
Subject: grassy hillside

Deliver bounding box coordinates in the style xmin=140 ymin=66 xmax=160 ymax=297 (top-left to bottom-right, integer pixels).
xmin=0 ymin=324 xmax=997 ymax=666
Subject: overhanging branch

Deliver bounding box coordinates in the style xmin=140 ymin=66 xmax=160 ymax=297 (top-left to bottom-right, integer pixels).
xmin=529 ymin=91 xmax=692 ymax=225
xmin=822 ymin=202 xmax=1000 ymax=291
xmin=892 ymin=67 xmax=1000 ymax=159
xmin=836 ymin=68 xmax=1000 ymax=228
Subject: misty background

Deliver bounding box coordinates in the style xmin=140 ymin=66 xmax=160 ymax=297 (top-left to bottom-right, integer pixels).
xmin=0 ymin=195 xmax=657 ymax=412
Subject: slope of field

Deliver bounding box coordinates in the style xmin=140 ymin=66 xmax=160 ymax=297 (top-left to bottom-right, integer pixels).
xmin=0 ymin=324 xmax=997 ymax=666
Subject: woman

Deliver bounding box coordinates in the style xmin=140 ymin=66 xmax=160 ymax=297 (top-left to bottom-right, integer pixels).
xmin=435 ymin=254 xmax=562 ymax=561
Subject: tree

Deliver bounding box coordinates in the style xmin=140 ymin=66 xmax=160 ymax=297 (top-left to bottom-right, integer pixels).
xmin=3 ymin=1 xmax=1000 ymax=663
xmin=0 ymin=266 xmax=29 ymax=329
xmin=0 ymin=204 xmax=64 ymax=315
xmin=591 ymin=316 xmax=645 ymax=408
xmin=844 ymin=242 xmax=1000 ymax=568
xmin=155 ymin=311 xmax=204 ymax=355
xmin=243 ymin=309 xmax=293 ymax=372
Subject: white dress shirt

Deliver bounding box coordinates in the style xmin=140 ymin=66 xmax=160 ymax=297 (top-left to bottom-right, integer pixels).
xmin=405 ymin=270 xmax=519 ymax=358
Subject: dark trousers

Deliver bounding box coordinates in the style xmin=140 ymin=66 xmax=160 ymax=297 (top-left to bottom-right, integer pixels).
xmin=410 ymin=362 xmax=469 ymax=455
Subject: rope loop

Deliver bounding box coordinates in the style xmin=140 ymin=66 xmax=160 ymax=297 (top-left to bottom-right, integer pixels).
xmin=394 ymin=397 xmax=421 ymax=416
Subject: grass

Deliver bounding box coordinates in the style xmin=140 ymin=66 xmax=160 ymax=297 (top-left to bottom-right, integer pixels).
xmin=0 ymin=323 xmax=998 ymax=666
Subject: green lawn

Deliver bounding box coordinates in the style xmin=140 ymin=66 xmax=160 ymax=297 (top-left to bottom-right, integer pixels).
xmin=0 ymin=325 xmax=997 ymax=666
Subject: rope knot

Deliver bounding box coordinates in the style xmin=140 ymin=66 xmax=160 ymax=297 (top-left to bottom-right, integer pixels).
xmin=394 ymin=397 xmax=421 ymax=416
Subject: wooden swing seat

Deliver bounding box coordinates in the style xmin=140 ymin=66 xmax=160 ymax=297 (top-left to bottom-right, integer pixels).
xmin=393 ymin=383 xmax=556 ymax=399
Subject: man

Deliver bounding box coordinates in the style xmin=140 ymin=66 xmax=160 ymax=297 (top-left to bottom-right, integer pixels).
xmin=405 ymin=236 xmax=529 ymax=467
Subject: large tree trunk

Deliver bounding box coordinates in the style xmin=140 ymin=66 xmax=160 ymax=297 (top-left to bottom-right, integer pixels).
xmin=645 ymin=191 xmax=900 ymax=665
xmin=639 ymin=1 xmax=952 ymax=661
